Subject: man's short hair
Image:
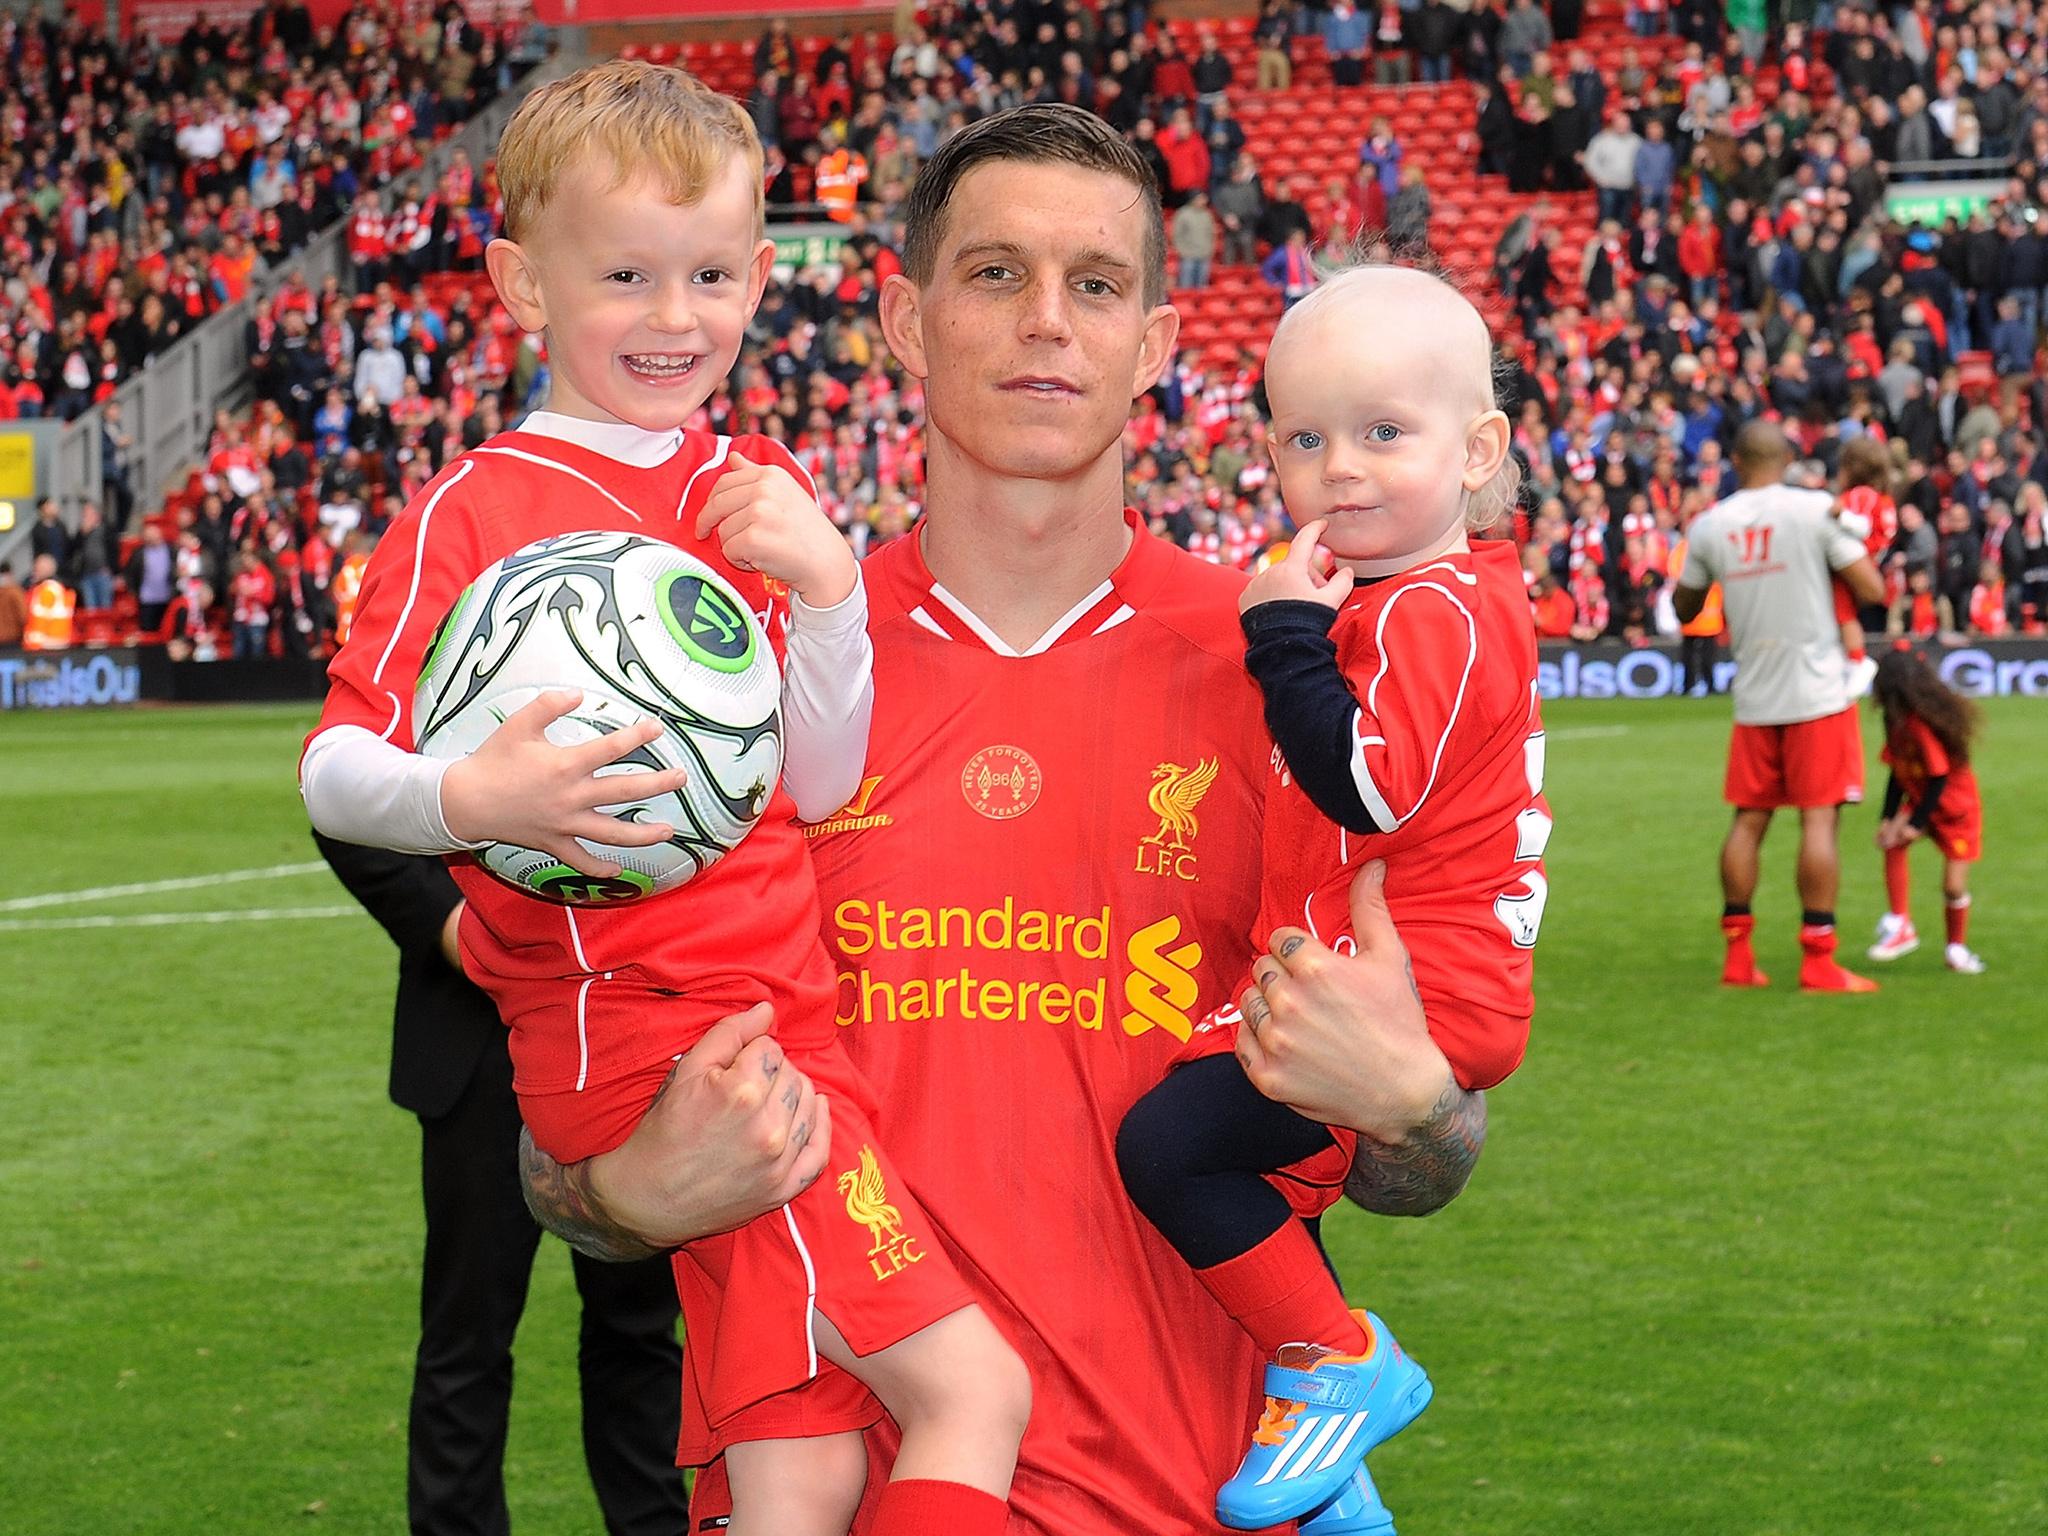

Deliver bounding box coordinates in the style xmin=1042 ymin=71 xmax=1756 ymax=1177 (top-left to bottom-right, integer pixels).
xmin=901 ymin=103 xmax=1168 ymax=308
xmin=495 ymin=59 xmax=763 ymax=244
xmin=1734 ymin=418 xmax=1794 ymax=472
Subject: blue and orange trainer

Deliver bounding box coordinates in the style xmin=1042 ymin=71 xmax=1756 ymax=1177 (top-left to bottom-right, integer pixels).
xmin=1216 ymin=1310 xmax=1432 ymax=1531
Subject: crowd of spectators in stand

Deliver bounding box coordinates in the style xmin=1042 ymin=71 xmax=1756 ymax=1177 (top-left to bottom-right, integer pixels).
xmin=12 ymin=0 xmax=2048 ymax=661
xmin=1469 ymin=0 xmax=2048 ymax=641
xmin=0 ymin=1 xmax=530 ymax=423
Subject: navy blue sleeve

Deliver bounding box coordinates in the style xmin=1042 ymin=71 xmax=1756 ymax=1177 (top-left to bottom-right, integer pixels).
xmin=1240 ymin=600 xmax=1386 ymax=835
xmin=1908 ymin=773 xmax=1949 ymax=830
xmin=1881 ymin=774 xmax=1904 ymax=821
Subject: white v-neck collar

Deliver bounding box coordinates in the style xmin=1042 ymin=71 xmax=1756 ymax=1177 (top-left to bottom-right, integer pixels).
xmin=922 ymin=577 xmax=1119 ymax=657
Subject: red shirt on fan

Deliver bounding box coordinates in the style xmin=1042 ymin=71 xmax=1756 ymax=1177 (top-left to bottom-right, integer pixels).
xmin=767 ymin=513 xmax=1278 ymax=1535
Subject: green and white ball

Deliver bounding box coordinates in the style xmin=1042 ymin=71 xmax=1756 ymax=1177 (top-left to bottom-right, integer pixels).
xmin=413 ymin=530 xmax=783 ymax=905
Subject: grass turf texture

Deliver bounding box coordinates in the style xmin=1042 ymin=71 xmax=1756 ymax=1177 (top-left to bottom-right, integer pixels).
xmin=2 ymin=697 xmax=2040 ymax=1534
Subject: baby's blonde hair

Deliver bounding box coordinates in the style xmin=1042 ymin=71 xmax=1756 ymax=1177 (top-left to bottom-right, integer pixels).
xmin=1278 ymin=243 xmax=1524 ymax=532
xmin=496 ymin=59 xmax=764 ymax=244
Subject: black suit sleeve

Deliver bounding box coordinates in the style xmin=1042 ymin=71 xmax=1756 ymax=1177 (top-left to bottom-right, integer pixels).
xmin=315 ymin=830 xmax=497 ymax=1119
xmin=314 ymin=829 xmax=463 ymax=959
xmin=1241 ymin=600 xmax=1386 ymax=836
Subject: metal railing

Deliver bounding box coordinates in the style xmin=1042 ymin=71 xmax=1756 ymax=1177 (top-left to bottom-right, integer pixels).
xmin=1 ymin=45 xmax=581 ymax=577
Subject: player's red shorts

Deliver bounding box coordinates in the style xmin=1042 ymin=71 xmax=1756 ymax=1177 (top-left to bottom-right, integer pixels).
xmin=521 ymin=1042 xmax=975 ymax=1466
xmin=1725 ymin=704 xmax=1865 ymax=809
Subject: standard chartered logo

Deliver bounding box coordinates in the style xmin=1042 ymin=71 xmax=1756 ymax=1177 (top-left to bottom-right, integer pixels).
xmin=1119 ymin=916 xmax=1203 ymax=1042
xmin=828 ymin=900 xmax=1206 ymax=1040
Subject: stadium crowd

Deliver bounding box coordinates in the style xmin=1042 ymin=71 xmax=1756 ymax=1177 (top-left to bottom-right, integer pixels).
xmin=0 ymin=0 xmax=527 ymax=425
xmin=9 ymin=0 xmax=2048 ymax=663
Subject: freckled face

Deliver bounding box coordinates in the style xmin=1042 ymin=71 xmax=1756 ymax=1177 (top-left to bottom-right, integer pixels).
xmin=506 ymin=156 xmax=772 ymax=431
xmin=884 ymin=160 xmax=1177 ymax=483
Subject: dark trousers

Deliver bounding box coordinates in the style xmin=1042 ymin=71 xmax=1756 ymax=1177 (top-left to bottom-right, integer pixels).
xmin=414 ymin=1035 xmax=687 ymax=1536
xmin=1680 ymin=633 xmax=1720 ymax=695
xmin=1117 ymin=1053 xmax=1344 ymax=1269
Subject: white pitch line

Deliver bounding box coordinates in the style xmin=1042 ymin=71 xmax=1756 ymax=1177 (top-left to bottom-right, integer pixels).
xmin=1550 ymin=726 xmax=1632 ymax=741
xmin=0 ymin=861 xmax=331 ymax=912
xmin=0 ymin=906 xmax=361 ymax=933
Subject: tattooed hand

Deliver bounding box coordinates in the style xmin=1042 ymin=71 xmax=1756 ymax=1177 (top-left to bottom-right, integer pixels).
xmin=1236 ymin=859 xmax=1485 ymax=1217
xmin=520 ymin=1002 xmax=832 ymax=1258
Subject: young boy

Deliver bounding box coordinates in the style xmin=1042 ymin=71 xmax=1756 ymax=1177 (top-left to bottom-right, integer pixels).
xmin=299 ymin=61 xmax=1027 ymax=1536
xmin=1118 ymin=264 xmax=1549 ymax=1533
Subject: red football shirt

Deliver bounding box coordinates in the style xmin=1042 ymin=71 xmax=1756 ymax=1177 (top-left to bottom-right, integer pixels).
xmin=1881 ymin=715 xmax=1982 ymax=828
xmin=307 ymin=427 xmax=838 ymax=1156
xmin=1253 ymin=542 xmax=1550 ymax=1090
xmin=808 ymin=513 xmax=1277 ymax=1535
xmin=1838 ymin=486 xmax=1898 ymax=562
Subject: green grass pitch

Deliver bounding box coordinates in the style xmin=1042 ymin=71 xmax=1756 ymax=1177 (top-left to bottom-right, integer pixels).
xmin=2 ymin=697 xmax=2041 ymax=1534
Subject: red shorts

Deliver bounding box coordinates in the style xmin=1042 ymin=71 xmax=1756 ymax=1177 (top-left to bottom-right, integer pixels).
xmin=1926 ymin=812 xmax=1982 ymax=861
xmin=1920 ymin=781 xmax=1983 ymax=862
xmin=521 ymin=1045 xmax=974 ymax=1466
xmin=1726 ymin=705 xmax=1865 ymax=809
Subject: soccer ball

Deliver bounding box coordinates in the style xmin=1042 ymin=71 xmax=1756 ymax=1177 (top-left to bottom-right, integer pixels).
xmin=413 ymin=529 xmax=783 ymax=905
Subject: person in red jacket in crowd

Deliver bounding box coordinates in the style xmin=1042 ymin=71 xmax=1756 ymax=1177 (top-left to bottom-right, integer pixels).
xmin=1157 ymin=105 xmax=1212 ymax=208
xmin=1153 ymin=28 xmax=1199 ymax=105
xmin=1678 ymin=204 xmax=1722 ymax=308
xmin=228 ymin=547 xmax=275 ymax=659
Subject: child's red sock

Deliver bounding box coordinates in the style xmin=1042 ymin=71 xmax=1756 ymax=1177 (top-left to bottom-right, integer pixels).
xmin=871 ymin=1480 xmax=1008 ymax=1536
xmin=1883 ymin=846 xmax=1912 ymax=919
xmin=1193 ymin=1220 xmax=1370 ymax=1358
xmin=1946 ymin=893 xmax=1972 ymax=946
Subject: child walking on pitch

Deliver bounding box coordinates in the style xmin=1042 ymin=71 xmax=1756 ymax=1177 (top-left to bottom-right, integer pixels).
xmin=1118 ymin=262 xmax=1550 ymax=1534
xmin=299 ymin=62 xmax=1026 ymax=1536
xmin=1866 ymin=649 xmax=1987 ymax=974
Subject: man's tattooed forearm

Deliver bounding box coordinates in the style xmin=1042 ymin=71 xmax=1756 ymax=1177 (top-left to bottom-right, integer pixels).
xmin=517 ymin=1127 xmax=661 ymax=1263
xmin=1345 ymin=1082 xmax=1487 ymax=1218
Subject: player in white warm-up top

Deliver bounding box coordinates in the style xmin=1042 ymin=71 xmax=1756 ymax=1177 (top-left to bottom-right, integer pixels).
xmin=1673 ymin=420 xmax=1887 ymax=994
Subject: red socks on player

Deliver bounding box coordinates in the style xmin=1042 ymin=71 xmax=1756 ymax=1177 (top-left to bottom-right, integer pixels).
xmin=1720 ymin=911 xmax=1769 ymax=987
xmin=1728 ymin=909 xmax=1882 ymax=992
xmin=1884 ymin=846 xmax=1913 ymax=917
xmin=1798 ymin=921 xmax=1879 ymax=993
xmin=1946 ymin=893 xmax=1972 ymax=946
xmin=1194 ymin=1220 xmax=1370 ymax=1359
xmin=872 ymin=1480 xmax=1009 ymax=1536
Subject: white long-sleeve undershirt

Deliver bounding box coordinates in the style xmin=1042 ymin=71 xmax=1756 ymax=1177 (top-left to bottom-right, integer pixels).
xmin=300 ymin=412 xmax=874 ymax=851
xmin=299 ymin=579 xmax=873 ymax=851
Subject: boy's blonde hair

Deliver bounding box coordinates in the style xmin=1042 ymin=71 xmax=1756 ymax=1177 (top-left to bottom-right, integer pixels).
xmin=496 ymin=59 xmax=764 ymax=244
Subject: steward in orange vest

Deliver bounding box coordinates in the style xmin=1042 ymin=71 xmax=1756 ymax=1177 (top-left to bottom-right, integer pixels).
xmin=815 ymin=133 xmax=868 ymax=223
xmin=24 ymin=556 xmax=75 ymax=650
